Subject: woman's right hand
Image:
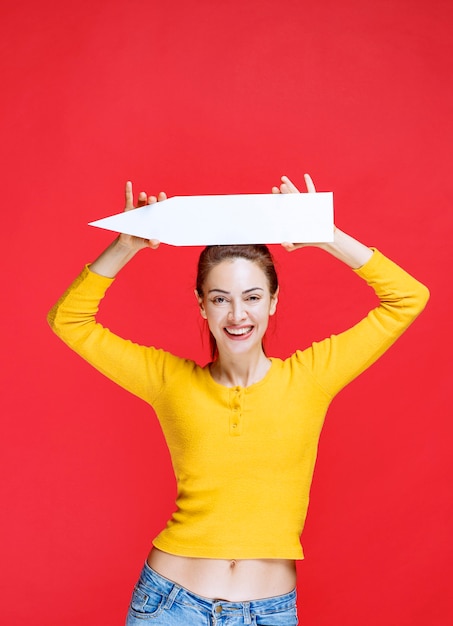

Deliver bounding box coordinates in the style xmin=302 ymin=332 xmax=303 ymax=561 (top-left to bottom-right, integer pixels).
xmin=119 ymin=180 xmax=167 ymax=252
xmin=89 ymin=181 xmax=167 ymax=278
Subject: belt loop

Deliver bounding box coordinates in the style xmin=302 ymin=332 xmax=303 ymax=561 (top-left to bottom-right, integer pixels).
xmin=243 ymin=601 xmax=252 ymax=624
xmin=164 ymin=584 xmax=180 ymax=610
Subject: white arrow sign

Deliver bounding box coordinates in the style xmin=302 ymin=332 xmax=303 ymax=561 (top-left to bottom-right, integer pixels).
xmin=89 ymin=192 xmax=334 ymax=246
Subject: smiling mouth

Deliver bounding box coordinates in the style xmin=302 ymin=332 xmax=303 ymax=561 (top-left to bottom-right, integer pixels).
xmin=224 ymin=326 xmax=254 ymax=337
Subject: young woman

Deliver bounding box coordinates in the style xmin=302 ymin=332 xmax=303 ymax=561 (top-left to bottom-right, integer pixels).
xmin=48 ymin=174 xmax=429 ymax=625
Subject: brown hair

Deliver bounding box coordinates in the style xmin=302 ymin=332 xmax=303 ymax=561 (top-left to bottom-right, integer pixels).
xmin=196 ymin=245 xmax=279 ymax=359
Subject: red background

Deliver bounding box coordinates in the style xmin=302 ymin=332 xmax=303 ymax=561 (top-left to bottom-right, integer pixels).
xmin=1 ymin=1 xmax=452 ymax=624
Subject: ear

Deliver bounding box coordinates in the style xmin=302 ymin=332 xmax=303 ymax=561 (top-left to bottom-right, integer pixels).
xmin=194 ymin=289 xmax=207 ymax=319
xmin=269 ymin=287 xmax=279 ymax=316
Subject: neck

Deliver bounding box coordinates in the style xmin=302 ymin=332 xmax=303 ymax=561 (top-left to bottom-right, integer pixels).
xmin=210 ymin=350 xmax=271 ymax=388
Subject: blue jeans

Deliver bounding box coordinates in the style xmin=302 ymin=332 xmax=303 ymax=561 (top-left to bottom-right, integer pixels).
xmin=125 ymin=561 xmax=298 ymax=625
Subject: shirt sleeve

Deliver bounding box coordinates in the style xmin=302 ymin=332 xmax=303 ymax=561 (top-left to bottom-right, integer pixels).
xmin=294 ymin=249 xmax=430 ymax=398
xmin=47 ymin=266 xmax=178 ymax=404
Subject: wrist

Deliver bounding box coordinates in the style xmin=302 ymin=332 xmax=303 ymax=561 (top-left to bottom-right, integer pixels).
xmin=90 ymin=237 xmax=140 ymax=278
xmin=318 ymin=228 xmax=373 ymax=269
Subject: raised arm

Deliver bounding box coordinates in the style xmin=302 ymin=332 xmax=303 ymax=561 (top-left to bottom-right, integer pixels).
xmin=272 ymin=173 xmax=430 ymax=396
xmin=47 ymin=183 xmax=172 ymax=404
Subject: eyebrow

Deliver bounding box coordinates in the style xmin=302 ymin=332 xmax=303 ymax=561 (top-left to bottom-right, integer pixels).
xmin=207 ymin=287 xmax=265 ymax=295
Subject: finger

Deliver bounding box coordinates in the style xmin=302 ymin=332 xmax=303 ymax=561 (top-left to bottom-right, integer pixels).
xmin=271 ymin=186 xmax=281 ymax=194
xmin=304 ymin=173 xmax=316 ymax=193
xmin=148 ymin=238 xmax=160 ymax=249
xmin=137 ymin=191 xmax=148 ymax=207
xmin=282 ymin=242 xmax=306 ymax=252
xmin=147 ymin=195 xmax=158 ymax=204
xmin=281 ymin=242 xmax=296 ymax=252
xmin=281 ymin=176 xmax=301 ymax=193
xmin=157 ymin=191 xmax=167 ymax=201
xmin=125 ymin=181 xmax=134 ymax=210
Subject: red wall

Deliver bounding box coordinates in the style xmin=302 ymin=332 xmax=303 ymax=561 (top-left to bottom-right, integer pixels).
xmin=2 ymin=1 xmax=452 ymax=624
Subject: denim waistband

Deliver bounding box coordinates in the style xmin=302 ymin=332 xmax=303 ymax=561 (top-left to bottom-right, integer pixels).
xmin=139 ymin=560 xmax=297 ymax=615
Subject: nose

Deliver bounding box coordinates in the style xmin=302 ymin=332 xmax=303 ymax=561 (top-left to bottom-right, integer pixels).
xmin=227 ymin=300 xmax=247 ymax=323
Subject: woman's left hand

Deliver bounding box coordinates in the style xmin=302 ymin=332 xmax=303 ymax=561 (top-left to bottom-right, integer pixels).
xmin=271 ymin=173 xmax=320 ymax=251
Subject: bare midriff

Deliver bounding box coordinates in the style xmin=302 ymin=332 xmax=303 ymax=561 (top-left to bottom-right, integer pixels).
xmin=147 ymin=548 xmax=296 ymax=602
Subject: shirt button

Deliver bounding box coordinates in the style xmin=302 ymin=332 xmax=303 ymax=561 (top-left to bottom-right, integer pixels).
xmin=232 ymin=423 xmax=238 ymax=429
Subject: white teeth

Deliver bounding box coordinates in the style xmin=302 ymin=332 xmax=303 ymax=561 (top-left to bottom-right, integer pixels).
xmin=225 ymin=326 xmax=253 ymax=336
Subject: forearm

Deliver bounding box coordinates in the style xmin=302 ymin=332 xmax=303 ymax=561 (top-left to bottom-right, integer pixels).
xmin=318 ymin=228 xmax=373 ymax=269
xmin=89 ymin=237 xmax=141 ymax=278
xmin=301 ymin=250 xmax=430 ymax=396
xmin=47 ymin=265 xmax=162 ymax=404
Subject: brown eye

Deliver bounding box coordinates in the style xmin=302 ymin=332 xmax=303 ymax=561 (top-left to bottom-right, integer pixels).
xmin=212 ymin=296 xmax=228 ymax=305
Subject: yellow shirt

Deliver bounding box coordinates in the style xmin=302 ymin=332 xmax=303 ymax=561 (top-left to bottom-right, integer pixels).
xmin=48 ymin=250 xmax=429 ymax=559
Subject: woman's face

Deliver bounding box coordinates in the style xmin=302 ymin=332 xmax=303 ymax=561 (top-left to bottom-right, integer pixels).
xmin=196 ymin=258 xmax=278 ymax=358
